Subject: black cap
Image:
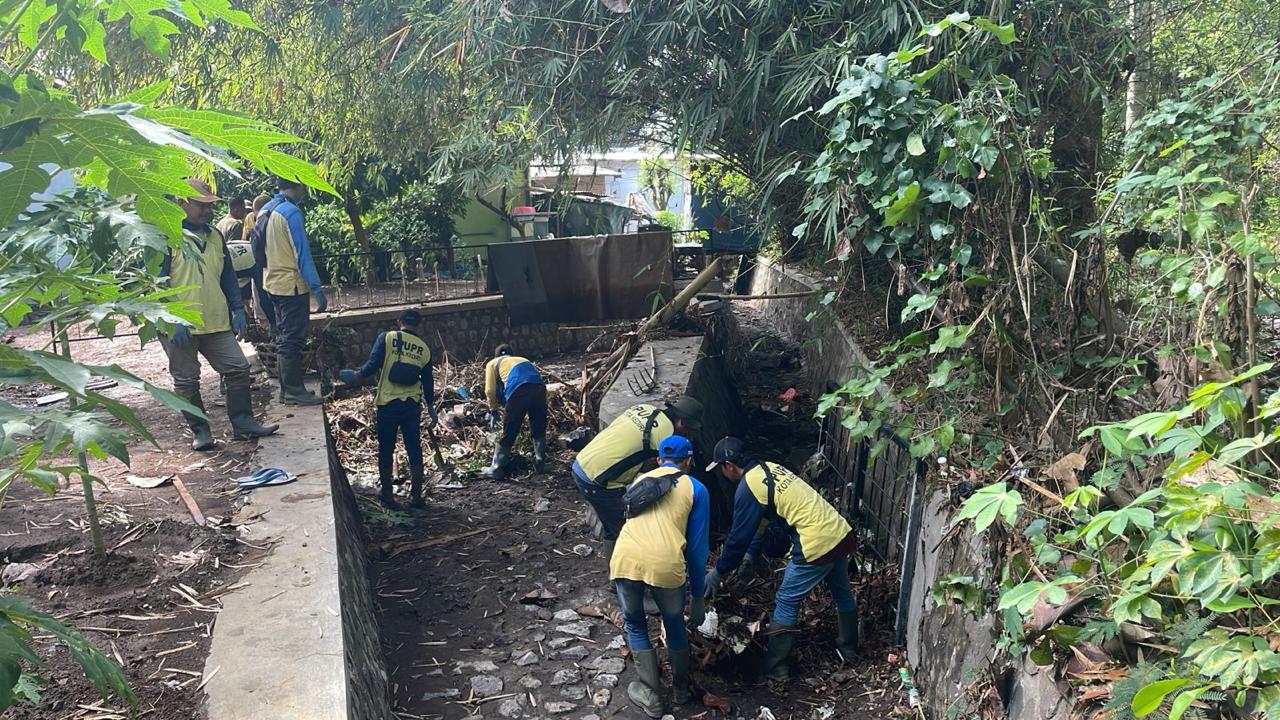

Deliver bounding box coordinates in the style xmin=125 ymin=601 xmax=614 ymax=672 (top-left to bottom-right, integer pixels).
xmin=665 ymin=395 xmax=703 ymax=430
xmin=398 ymin=309 xmax=422 ymax=326
xmin=706 ymin=436 xmax=748 ymax=472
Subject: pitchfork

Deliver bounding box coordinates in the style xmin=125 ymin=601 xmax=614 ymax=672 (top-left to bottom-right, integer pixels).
xmin=627 ymin=346 xmax=659 ymax=396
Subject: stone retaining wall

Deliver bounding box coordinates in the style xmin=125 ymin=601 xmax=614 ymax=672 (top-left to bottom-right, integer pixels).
xmin=316 ymin=296 xmax=626 ymax=367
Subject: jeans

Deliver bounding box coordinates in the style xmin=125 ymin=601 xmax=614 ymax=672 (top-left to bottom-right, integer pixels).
xmin=159 ymin=330 xmax=251 ymax=400
xmin=270 ymin=292 xmax=310 ymax=360
xmin=500 ymin=382 xmax=547 ymax=449
xmin=772 ymin=555 xmax=857 ymax=626
xmin=574 ymin=470 xmax=625 ymax=542
xmin=377 ymin=399 xmax=422 ymax=478
xmin=616 ymin=579 xmax=688 ymax=651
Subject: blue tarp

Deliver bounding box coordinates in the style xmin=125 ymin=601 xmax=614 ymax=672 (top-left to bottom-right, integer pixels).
xmin=691 ymin=192 xmax=761 ymax=253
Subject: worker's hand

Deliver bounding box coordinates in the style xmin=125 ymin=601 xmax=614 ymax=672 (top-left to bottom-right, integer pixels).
xmin=170 ymin=325 xmax=192 ymax=349
xmin=688 ymin=597 xmax=706 ymax=629
xmin=738 ymin=553 xmax=765 ymax=582
xmin=426 ymin=404 xmax=439 ymax=428
xmin=231 ymin=309 xmax=248 ymax=340
xmin=487 ymin=410 xmax=501 ymax=431
xmin=703 ymin=568 xmax=721 ymax=599
xmin=312 ymin=287 xmax=328 ymax=313
xmin=339 ymin=369 xmax=360 ymax=385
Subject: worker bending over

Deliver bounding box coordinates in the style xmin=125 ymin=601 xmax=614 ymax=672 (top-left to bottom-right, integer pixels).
xmin=704 ymin=437 xmax=859 ymax=681
xmin=159 ymin=179 xmax=278 ymax=451
xmin=610 ymin=435 xmax=708 ymax=718
xmin=340 ymin=309 xmax=437 ymax=509
xmin=480 ymin=345 xmax=546 ymax=480
xmin=572 ymin=396 xmax=704 ymax=559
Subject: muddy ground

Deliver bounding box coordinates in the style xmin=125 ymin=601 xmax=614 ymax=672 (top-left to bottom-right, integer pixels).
xmin=331 ymin=306 xmax=911 ymax=720
xmin=1 ymin=326 xmax=274 ymax=719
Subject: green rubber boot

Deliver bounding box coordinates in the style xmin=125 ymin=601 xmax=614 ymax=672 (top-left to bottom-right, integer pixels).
xmin=759 ymin=625 xmax=796 ymax=681
xmin=627 ymin=649 xmax=665 ymax=718
xmin=835 ymin=609 xmax=860 ymax=663
xmin=670 ymin=648 xmax=692 ymax=705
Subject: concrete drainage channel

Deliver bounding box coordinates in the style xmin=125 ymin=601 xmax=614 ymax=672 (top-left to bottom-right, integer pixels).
xmin=202 ymin=284 xmax=924 ymax=719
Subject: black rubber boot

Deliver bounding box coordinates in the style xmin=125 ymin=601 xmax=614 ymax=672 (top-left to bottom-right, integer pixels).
xmin=835 ymin=609 xmax=860 ymax=663
xmin=759 ymin=625 xmax=796 ymax=681
xmin=670 ymin=648 xmax=692 ymax=705
xmin=182 ymin=394 xmax=216 ymax=452
xmin=409 ymin=464 xmax=426 ymax=509
xmin=227 ymin=386 xmax=279 ymax=439
xmin=279 ymin=356 xmax=322 ymax=406
xmin=480 ymin=445 xmax=509 ymax=480
xmin=532 ymin=438 xmax=546 ymax=471
xmin=379 ymin=474 xmax=400 ymax=510
xmin=626 ymin=649 xmax=665 ymax=718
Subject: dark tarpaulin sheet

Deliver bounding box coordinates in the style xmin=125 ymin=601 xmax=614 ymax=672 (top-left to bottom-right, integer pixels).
xmin=490 ymin=232 xmax=673 ymax=324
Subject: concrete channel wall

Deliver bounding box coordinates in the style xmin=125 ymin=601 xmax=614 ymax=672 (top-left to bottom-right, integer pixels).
xmin=744 ymin=257 xmax=1070 ymax=719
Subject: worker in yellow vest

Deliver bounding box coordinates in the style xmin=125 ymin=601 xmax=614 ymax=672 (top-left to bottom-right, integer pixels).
xmin=479 ymin=345 xmax=546 ymax=480
xmin=340 ymin=309 xmax=437 ymax=509
xmin=161 ymin=179 xmax=278 ymax=451
xmin=610 ymin=435 xmax=709 ymax=717
xmin=260 ymin=177 xmax=326 ymax=405
xmin=571 ymin=396 xmax=703 ymax=559
xmin=703 ymin=437 xmax=859 ymax=682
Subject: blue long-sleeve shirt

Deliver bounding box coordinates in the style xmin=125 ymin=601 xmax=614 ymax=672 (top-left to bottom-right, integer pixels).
xmin=262 ymin=193 xmax=322 ymax=292
xmin=716 ymin=474 xmax=765 ymax=574
xmin=359 ymin=331 xmax=434 ymax=399
xmin=671 ymin=460 xmax=711 ymax=598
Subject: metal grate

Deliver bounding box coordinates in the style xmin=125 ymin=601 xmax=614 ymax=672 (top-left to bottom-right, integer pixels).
xmin=818 ymin=412 xmax=926 ymax=645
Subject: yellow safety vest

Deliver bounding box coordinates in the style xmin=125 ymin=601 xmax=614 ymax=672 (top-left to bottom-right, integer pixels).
xmin=375 ymin=331 xmax=431 ymax=406
xmin=743 ymin=462 xmax=850 ymax=562
xmin=263 ymin=211 xmax=306 ymax=296
xmin=170 ymin=228 xmax=231 ymax=336
xmin=576 ymin=404 xmax=675 ymax=490
xmin=610 ymin=468 xmax=694 ymax=588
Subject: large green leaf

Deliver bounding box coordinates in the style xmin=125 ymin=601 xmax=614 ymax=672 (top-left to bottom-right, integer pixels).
xmin=957 ymin=482 xmax=1022 ymax=532
xmin=1132 ymin=678 xmax=1189 ymax=717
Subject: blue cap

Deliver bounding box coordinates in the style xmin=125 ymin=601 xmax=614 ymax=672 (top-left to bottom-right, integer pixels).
xmin=658 ymin=435 xmax=694 ymax=459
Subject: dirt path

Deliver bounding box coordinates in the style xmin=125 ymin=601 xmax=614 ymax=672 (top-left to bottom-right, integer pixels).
xmin=1 ymin=326 xmax=275 ymax=719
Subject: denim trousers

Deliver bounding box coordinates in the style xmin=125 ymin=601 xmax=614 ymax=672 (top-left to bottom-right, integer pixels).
xmin=772 ymin=555 xmax=857 ymax=626
xmin=616 ymin=579 xmax=687 ymax=651
xmin=376 ymin=399 xmax=422 ymax=478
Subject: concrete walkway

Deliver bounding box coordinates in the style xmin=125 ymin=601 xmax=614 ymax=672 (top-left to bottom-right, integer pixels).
xmin=203 ymin=402 xmax=348 ymax=719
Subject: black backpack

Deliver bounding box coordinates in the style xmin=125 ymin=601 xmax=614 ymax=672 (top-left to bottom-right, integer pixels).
xmin=623 ymin=467 xmax=683 ymax=518
xmin=248 ymin=209 xmax=273 ymax=270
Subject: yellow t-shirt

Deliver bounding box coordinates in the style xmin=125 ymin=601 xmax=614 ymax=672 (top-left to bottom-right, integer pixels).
xmin=744 ymin=462 xmax=850 ymax=561
xmin=375 ymin=331 xmax=431 ymax=406
xmin=610 ymin=467 xmax=694 ymax=588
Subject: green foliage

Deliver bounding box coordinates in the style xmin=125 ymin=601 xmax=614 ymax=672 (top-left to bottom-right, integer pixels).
xmin=639 ymin=156 xmax=677 ymax=211
xmin=368 ymin=180 xmax=464 ymax=254
xmin=0 ymin=593 xmax=134 ymax=712
xmin=958 ymin=482 xmax=1023 ymax=533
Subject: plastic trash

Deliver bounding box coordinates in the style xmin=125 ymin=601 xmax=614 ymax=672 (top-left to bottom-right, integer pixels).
xmin=697 ymin=607 xmax=719 ymax=638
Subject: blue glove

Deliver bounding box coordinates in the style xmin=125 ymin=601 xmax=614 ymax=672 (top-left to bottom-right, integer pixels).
xmin=739 ymin=552 xmax=767 ymax=582
xmin=231 ymin=309 xmax=248 ymax=340
xmin=171 ymin=325 xmax=192 ymax=349
xmin=487 ymin=410 xmax=501 ymax=431
xmin=339 ymin=369 xmax=360 ymax=385
xmin=312 ymin=287 xmax=328 ymax=313
xmin=703 ymin=568 xmax=721 ymax=599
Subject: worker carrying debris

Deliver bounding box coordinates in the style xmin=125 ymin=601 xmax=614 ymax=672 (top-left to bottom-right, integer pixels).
xmin=339 ymin=309 xmax=437 ymax=509
xmin=480 ymin=344 xmax=546 ymax=480
xmin=703 ymin=436 xmax=859 ymax=682
xmin=610 ymin=435 xmax=709 ymax=718
xmin=572 ymin=396 xmax=704 ymax=559
xmin=159 ymin=178 xmax=279 ymax=451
